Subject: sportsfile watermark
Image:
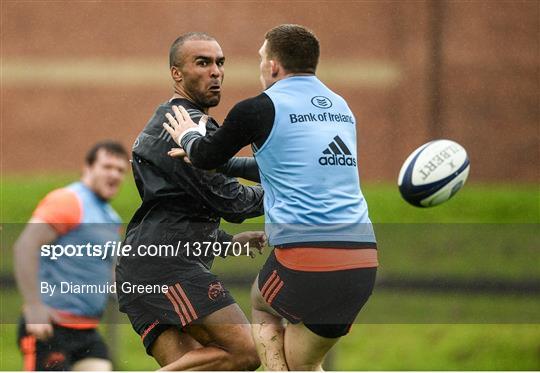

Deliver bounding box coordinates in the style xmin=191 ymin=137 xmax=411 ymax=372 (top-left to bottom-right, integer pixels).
xmin=39 ymin=281 xmax=170 ymax=296
xmin=40 ymin=241 xmax=252 ymax=260
xmin=1 ymin=223 xmax=538 ymax=324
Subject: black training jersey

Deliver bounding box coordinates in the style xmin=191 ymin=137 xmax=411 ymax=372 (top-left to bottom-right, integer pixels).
xmin=116 ymin=98 xmax=264 ymax=296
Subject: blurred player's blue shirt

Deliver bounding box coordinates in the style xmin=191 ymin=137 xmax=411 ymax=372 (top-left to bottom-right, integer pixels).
xmin=256 ymin=76 xmax=376 ymax=245
xmin=33 ymin=181 xmax=121 ymax=319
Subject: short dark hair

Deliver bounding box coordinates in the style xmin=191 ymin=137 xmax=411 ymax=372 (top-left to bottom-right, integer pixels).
xmin=85 ymin=140 xmax=128 ymax=166
xmin=169 ymin=32 xmax=216 ymax=68
xmin=264 ymin=24 xmax=320 ymax=74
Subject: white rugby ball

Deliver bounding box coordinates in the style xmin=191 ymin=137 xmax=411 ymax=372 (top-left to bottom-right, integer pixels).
xmin=398 ymin=139 xmax=470 ymax=207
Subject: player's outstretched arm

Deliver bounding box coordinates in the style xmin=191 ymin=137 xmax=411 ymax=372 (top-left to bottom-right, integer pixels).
xmin=216 ymin=157 xmax=260 ymax=183
xmin=178 ymin=160 xmax=264 ymax=223
xmin=164 ymin=98 xmax=265 ymax=169
xmin=13 ymin=218 xmax=58 ymax=340
xmin=168 ymin=148 xmax=260 ymax=183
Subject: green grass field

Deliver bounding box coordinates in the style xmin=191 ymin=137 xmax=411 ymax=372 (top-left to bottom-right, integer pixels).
xmin=1 ymin=286 xmax=539 ymax=370
xmin=1 ymin=174 xmax=539 ymax=370
xmin=1 ymin=173 xmax=538 ymax=224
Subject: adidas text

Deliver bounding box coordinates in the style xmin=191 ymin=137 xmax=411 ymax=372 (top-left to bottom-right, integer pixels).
xmin=319 ymin=154 xmax=357 ymax=166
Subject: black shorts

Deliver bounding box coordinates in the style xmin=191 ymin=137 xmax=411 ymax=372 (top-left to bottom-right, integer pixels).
xmin=17 ymin=318 xmax=109 ymax=371
xmin=119 ymin=271 xmax=236 ymax=355
xmin=258 ymin=250 xmax=377 ymax=338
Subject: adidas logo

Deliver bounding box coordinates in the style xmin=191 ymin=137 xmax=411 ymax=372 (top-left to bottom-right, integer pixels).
xmin=318 ymin=136 xmax=357 ymax=166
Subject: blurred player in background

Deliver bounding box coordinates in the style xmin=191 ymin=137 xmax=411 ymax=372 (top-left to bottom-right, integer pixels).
xmin=164 ymin=24 xmax=378 ymax=370
xmin=13 ymin=141 xmax=128 ymax=371
xmin=115 ymin=32 xmax=265 ymax=370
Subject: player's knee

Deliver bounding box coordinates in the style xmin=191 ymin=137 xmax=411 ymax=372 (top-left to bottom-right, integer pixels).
xmin=71 ymin=357 xmax=112 ymax=371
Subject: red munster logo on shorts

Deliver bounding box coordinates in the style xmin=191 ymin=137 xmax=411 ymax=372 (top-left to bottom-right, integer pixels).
xmin=208 ymin=281 xmax=225 ymax=300
xmin=45 ymin=352 xmax=66 ymax=369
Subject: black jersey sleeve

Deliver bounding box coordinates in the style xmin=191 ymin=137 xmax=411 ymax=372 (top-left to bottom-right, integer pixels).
xmin=177 ymin=165 xmax=264 ymax=224
xmin=181 ymin=93 xmax=274 ymax=170
xmin=216 ymin=157 xmax=260 ymax=182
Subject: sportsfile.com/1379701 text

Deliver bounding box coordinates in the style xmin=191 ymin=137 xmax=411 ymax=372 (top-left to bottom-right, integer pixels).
xmin=39 ymin=241 xmax=250 ymax=260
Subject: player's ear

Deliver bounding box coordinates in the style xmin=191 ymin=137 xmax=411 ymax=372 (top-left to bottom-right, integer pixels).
xmin=270 ymin=60 xmax=279 ymax=78
xmin=171 ymin=66 xmax=183 ymax=82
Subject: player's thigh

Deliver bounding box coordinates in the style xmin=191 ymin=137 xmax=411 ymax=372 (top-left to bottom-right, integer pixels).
xmin=284 ymin=322 xmax=339 ymax=370
xmin=67 ymin=328 xmax=112 ymax=370
xmin=72 ymin=357 xmax=112 ymax=371
xmin=251 ymin=275 xmax=281 ymax=317
xmin=150 ymin=327 xmax=203 ymax=367
xmin=185 ymin=303 xmax=254 ymax=353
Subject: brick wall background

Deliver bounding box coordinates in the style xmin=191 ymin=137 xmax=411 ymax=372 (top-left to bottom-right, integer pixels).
xmin=2 ymin=0 xmax=538 ymax=181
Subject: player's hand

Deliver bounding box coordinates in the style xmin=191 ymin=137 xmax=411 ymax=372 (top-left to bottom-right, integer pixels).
xmin=232 ymin=231 xmax=267 ymax=258
xmin=168 ymin=148 xmax=217 ymax=174
xmin=23 ymin=303 xmax=54 ymax=340
xmin=168 ymin=147 xmax=192 ymax=164
xmin=163 ymin=105 xmax=208 ymax=146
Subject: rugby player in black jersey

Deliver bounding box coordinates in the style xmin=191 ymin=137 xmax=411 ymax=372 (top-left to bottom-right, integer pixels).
xmin=164 ymin=25 xmax=378 ymax=371
xmin=115 ymin=32 xmax=266 ymax=371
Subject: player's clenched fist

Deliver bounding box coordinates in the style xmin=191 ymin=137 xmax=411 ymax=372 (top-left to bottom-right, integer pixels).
xmin=23 ymin=303 xmax=54 ymax=341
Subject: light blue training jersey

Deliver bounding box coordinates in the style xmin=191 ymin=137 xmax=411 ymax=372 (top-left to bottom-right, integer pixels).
xmin=254 ymin=76 xmax=376 ymax=245
xmin=36 ymin=182 xmax=122 ymax=318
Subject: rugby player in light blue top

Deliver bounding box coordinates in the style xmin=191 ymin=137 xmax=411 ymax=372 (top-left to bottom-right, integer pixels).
xmin=13 ymin=141 xmax=128 ymax=371
xmin=164 ymin=24 xmax=378 ymax=371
